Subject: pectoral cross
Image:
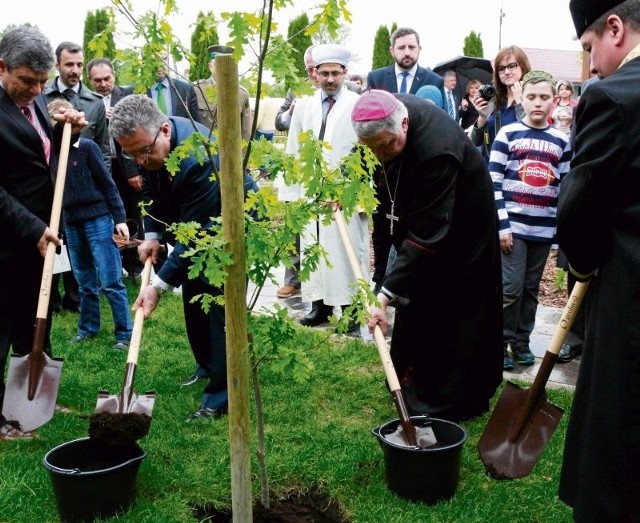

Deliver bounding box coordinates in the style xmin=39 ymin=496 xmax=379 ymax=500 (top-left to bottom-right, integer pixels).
xmin=386 ymin=203 xmax=399 ymax=235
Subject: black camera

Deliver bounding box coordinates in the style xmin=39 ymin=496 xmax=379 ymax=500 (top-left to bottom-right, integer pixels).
xmin=478 ymin=84 xmax=496 ymax=101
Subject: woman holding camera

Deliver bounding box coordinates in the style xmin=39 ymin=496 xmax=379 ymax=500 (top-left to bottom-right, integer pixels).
xmin=470 ymin=45 xmax=532 ymax=162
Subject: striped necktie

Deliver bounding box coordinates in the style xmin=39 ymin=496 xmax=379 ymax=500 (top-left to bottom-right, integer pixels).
xmin=21 ymin=105 xmax=51 ymax=164
xmin=447 ymin=91 xmax=456 ymax=119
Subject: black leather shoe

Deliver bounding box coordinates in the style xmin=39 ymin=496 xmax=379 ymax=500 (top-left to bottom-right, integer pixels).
xmin=299 ymin=301 xmax=333 ymax=327
xmin=557 ymin=343 xmax=583 ymax=363
xmin=186 ymin=406 xmax=228 ymax=422
xmin=180 ymin=374 xmax=206 ymax=387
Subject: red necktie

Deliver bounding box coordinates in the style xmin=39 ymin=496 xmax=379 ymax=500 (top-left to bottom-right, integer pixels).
xmin=22 ymin=105 xmax=51 ymax=165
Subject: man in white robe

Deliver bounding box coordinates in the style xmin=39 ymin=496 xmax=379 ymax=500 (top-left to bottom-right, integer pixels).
xmin=285 ymin=43 xmax=370 ymax=329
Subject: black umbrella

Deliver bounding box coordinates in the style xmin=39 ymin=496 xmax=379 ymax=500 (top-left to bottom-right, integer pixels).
xmin=434 ymin=55 xmax=494 ymax=99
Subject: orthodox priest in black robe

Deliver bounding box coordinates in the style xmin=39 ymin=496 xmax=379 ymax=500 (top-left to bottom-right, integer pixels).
xmin=352 ymin=90 xmax=503 ymax=422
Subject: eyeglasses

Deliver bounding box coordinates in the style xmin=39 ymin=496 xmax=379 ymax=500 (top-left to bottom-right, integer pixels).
xmin=122 ymin=127 xmax=162 ymax=161
xmin=317 ymin=70 xmax=345 ymax=79
xmin=497 ymin=62 xmax=519 ymax=74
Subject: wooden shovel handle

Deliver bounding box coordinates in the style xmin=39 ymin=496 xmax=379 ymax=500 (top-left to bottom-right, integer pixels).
xmin=126 ymin=257 xmax=153 ymax=365
xmin=334 ymin=209 xmax=418 ymax=446
xmin=509 ymin=280 xmax=589 ymax=442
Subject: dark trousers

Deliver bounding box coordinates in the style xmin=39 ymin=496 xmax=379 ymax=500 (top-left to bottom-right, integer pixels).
xmin=0 ymin=258 xmax=53 ymax=424
xmin=181 ymin=276 xmax=227 ymax=410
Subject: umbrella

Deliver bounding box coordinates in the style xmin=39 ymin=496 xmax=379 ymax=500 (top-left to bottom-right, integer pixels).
xmin=434 ymin=55 xmax=494 ymax=100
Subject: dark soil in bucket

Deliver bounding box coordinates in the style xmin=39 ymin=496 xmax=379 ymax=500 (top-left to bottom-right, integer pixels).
xmin=193 ymin=489 xmax=350 ymax=522
xmin=88 ymin=412 xmax=151 ymax=446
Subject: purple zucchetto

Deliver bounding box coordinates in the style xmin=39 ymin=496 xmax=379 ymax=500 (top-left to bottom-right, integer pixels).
xmin=351 ymin=89 xmax=400 ymax=123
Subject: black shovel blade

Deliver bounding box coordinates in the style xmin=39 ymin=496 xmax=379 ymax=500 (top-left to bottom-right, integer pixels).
xmin=477 ymin=381 xmax=564 ymax=479
xmin=2 ymin=353 xmax=63 ymax=432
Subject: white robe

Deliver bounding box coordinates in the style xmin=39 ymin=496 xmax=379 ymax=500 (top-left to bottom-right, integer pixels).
xmin=284 ymin=86 xmax=370 ymax=306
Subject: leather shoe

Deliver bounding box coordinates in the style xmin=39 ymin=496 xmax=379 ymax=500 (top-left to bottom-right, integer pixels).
xmin=299 ymin=300 xmax=333 ymax=327
xmin=186 ymin=406 xmax=228 ymax=422
xmin=557 ymin=343 xmax=582 ymax=363
xmin=180 ymin=374 xmax=207 ymax=387
xmin=276 ymin=285 xmax=300 ymax=299
xmin=0 ymin=422 xmax=36 ymax=441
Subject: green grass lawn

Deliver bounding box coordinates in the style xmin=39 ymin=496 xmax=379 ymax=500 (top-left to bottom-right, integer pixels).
xmin=0 ymin=280 xmax=574 ymax=522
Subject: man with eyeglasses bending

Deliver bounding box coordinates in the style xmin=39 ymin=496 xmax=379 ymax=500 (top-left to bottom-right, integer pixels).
xmin=109 ymin=94 xmax=258 ymax=421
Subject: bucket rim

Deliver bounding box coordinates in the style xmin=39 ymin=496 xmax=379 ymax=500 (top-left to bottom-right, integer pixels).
xmin=42 ymin=437 xmax=147 ymax=476
xmin=372 ymin=415 xmax=468 ymax=452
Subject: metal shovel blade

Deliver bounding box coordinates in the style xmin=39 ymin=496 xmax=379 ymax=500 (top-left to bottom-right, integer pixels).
xmin=477 ymin=381 xmax=563 ymax=479
xmin=2 ymin=352 xmax=64 ymax=432
xmin=95 ymin=389 xmax=156 ymax=417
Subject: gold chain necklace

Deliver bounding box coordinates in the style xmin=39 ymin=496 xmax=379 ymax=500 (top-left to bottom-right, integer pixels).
xmin=382 ymin=160 xmax=402 ymax=235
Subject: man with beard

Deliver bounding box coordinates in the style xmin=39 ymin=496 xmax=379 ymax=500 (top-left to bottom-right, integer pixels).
xmin=44 ymin=41 xmax=111 ymax=314
xmin=353 ymin=89 xmax=503 ymax=422
xmin=366 ymin=27 xmax=443 ymax=95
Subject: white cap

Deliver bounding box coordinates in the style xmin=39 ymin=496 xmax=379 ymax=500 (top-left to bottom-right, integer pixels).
xmin=312 ymin=44 xmax=351 ymax=67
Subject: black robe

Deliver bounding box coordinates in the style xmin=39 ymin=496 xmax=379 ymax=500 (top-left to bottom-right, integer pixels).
xmin=557 ymin=57 xmax=640 ymax=520
xmin=374 ymin=94 xmax=503 ymax=422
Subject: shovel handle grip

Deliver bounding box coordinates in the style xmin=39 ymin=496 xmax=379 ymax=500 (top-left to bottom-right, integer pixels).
xmin=334 ymin=208 xmax=418 ymax=444
xmin=127 ymin=258 xmax=153 ymax=365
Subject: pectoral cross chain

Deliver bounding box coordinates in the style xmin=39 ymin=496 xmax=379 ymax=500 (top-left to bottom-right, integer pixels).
xmin=386 ymin=203 xmax=399 ymax=235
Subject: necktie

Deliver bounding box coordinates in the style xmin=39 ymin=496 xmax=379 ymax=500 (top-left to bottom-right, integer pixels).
xmin=318 ymin=96 xmax=335 ymax=140
xmin=21 ymin=106 xmax=51 ymax=164
xmin=447 ymin=91 xmax=456 ymax=119
xmin=156 ymin=84 xmax=168 ymax=114
xmin=62 ymin=88 xmax=76 ymax=102
xmin=399 ymin=72 xmax=409 ymax=94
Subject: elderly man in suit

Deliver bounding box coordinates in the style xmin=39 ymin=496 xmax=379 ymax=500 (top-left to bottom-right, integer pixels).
xmin=367 ymin=27 xmax=443 ymax=95
xmin=110 ymin=94 xmax=257 ymax=421
xmin=0 ymin=26 xmax=86 ymax=440
xmin=149 ymin=51 xmax=204 ymax=125
xmin=87 ymin=58 xmax=143 ymax=233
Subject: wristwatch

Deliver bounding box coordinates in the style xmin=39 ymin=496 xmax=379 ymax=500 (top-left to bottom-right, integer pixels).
xmin=151 ymin=283 xmax=166 ymax=297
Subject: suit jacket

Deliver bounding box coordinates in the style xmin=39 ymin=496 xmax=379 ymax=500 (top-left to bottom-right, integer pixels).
xmin=275 ymin=88 xmax=296 ymax=131
xmin=148 ymin=79 xmax=205 ymax=125
xmin=193 ymin=76 xmax=253 ymax=143
xmin=0 ymin=89 xmax=56 ymax=269
xmin=443 ymin=88 xmax=460 ymax=121
xmin=43 ymin=79 xmax=111 ymax=172
xmin=366 ymin=65 xmax=444 ymax=95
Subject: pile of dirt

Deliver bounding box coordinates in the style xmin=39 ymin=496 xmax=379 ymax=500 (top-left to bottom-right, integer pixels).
xmin=538 ymin=250 xmax=568 ymax=309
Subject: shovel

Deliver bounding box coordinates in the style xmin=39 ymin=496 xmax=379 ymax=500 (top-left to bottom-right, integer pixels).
xmin=1 ymin=122 xmax=72 ymax=432
xmin=89 ymin=257 xmax=156 ymax=445
xmin=477 ymin=280 xmax=589 ymax=479
xmin=333 ymin=208 xmax=435 ymax=448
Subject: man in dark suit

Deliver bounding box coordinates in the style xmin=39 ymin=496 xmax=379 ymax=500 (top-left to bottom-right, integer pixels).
xmin=87 ymin=58 xmax=143 ymax=235
xmin=109 ymin=94 xmax=257 ymax=421
xmin=366 ymin=27 xmax=443 ymax=95
xmin=148 ymin=52 xmax=204 ymax=125
xmin=0 ymin=26 xmax=86 ymax=441
xmin=442 ymin=70 xmax=460 ymax=122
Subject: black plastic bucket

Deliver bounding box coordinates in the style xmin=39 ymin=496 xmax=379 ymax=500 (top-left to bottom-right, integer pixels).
xmin=42 ymin=437 xmax=146 ymax=522
xmin=372 ymin=416 xmax=467 ymax=504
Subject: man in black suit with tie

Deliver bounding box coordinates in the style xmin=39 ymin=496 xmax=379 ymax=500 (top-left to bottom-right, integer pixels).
xmin=87 ymin=58 xmax=143 ymax=235
xmin=0 ymin=26 xmax=86 ymax=440
xmin=148 ymin=52 xmax=204 ymax=125
xmin=366 ymin=27 xmax=444 ymax=96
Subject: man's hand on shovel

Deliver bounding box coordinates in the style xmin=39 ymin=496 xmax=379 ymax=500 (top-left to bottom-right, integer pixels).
xmin=37 ymin=228 xmax=60 ymax=258
xmin=367 ymin=294 xmax=390 ymax=338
